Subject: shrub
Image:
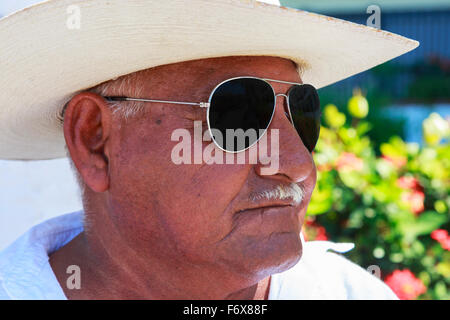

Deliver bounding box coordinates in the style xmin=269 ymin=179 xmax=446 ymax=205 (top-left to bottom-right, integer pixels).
xmin=304 ymin=94 xmax=450 ymax=300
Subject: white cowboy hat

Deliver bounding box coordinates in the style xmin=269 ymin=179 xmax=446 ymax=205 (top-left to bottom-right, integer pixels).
xmin=0 ymin=0 xmax=418 ymax=160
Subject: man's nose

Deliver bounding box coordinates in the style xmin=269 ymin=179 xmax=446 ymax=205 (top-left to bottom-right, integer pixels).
xmin=254 ymin=94 xmax=315 ymax=183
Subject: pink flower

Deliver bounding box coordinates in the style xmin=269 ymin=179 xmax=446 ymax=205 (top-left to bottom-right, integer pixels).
xmin=431 ymin=229 xmax=448 ymax=242
xmin=315 ymin=225 xmax=328 ymax=241
xmin=401 ymin=190 xmax=425 ymax=215
xmin=397 ymin=176 xmax=421 ymax=190
xmin=303 ymin=219 xmax=329 ymax=241
xmin=431 ymin=229 xmax=450 ymax=251
xmin=441 ymin=238 xmax=450 ymax=251
xmin=384 ymin=269 xmax=426 ymax=300
xmin=335 ymin=152 xmax=363 ymax=171
xmin=397 ymin=176 xmax=425 ymax=215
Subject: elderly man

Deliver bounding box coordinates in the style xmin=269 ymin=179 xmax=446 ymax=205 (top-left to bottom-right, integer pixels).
xmin=0 ymin=0 xmax=417 ymax=299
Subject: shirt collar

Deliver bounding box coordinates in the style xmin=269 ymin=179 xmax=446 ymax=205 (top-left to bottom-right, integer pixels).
xmin=1 ymin=210 xmax=354 ymax=300
xmin=0 ymin=211 xmax=84 ymax=299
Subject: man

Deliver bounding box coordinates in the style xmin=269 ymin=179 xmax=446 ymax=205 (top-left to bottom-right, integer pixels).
xmin=0 ymin=0 xmax=418 ymax=299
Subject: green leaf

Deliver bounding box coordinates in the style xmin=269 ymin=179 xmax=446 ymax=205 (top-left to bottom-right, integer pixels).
xmin=338 ymin=170 xmax=364 ymax=189
xmin=398 ymin=211 xmax=447 ymax=241
xmin=308 ymin=187 xmax=333 ymax=215
xmin=356 ymin=121 xmax=373 ymax=136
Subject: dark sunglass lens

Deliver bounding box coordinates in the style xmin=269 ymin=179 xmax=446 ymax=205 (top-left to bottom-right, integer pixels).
xmin=208 ymin=78 xmax=275 ymax=152
xmin=288 ymin=84 xmax=321 ymax=152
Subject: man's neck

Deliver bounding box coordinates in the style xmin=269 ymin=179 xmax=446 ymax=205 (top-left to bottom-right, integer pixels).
xmin=49 ymin=231 xmax=271 ymax=300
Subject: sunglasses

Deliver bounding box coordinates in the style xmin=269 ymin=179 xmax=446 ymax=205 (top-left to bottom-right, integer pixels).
xmin=105 ymin=76 xmax=321 ymax=153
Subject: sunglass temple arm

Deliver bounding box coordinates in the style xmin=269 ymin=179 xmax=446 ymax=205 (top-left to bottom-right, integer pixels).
xmin=105 ymin=97 xmax=210 ymax=108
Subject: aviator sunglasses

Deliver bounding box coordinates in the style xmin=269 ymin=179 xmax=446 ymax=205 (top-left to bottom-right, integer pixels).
xmin=104 ymin=77 xmax=321 ymax=153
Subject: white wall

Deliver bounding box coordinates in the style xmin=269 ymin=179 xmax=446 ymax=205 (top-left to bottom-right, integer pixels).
xmin=0 ymin=159 xmax=82 ymax=250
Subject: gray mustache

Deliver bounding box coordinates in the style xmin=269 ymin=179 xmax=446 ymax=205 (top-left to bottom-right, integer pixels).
xmin=249 ymin=183 xmax=305 ymax=205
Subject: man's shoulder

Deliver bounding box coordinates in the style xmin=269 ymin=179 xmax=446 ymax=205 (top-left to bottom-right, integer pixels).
xmin=271 ymin=241 xmax=398 ymax=300
xmin=0 ymin=211 xmax=84 ymax=266
xmin=0 ymin=211 xmax=84 ymax=300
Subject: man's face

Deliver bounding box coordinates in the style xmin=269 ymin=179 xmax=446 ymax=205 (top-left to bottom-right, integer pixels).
xmin=105 ymin=56 xmax=317 ymax=282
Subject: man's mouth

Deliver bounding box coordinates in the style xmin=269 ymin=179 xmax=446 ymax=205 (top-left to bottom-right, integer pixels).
xmin=230 ymin=203 xmax=301 ymax=239
xmin=236 ymin=202 xmax=295 ymax=214
xmin=235 ymin=196 xmax=300 ymax=215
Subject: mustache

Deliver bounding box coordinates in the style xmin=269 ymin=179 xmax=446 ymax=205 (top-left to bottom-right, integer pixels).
xmin=248 ymin=183 xmax=305 ymax=206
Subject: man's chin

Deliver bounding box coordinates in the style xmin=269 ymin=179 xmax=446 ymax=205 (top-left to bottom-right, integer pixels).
xmin=219 ymin=231 xmax=303 ymax=278
xmin=256 ymin=232 xmax=303 ymax=274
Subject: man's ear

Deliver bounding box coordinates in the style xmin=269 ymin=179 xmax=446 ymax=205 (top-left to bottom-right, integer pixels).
xmin=63 ymin=92 xmax=112 ymax=193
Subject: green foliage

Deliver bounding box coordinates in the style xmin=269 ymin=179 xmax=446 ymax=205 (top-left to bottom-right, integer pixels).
xmin=318 ymin=87 xmax=405 ymax=153
xmin=307 ymin=96 xmax=450 ymax=300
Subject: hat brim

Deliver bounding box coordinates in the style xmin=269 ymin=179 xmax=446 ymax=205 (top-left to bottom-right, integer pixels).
xmin=0 ymin=0 xmax=418 ymax=160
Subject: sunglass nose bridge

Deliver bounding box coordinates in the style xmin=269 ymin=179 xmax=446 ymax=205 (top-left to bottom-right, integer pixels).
xmin=274 ymin=93 xmax=295 ymax=127
xmin=275 ymin=93 xmax=288 ymax=99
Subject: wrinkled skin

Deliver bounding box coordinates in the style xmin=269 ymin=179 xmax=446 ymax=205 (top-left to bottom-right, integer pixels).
xmin=50 ymin=56 xmax=317 ymax=299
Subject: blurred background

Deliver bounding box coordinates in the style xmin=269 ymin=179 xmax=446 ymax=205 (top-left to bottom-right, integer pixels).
xmin=281 ymin=0 xmax=450 ymax=300
xmin=0 ymin=0 xmax=449 ymax=299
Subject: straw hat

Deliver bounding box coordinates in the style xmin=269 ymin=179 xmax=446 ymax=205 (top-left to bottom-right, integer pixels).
xmin=0 ymin=0 xmax=418 ymax=160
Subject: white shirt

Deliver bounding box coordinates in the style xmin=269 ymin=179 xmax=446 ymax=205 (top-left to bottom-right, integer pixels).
xmin=0 ymin=211 xmax=398 ymax=300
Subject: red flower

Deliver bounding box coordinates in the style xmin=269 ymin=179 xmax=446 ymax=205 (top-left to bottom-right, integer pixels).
xmin=314 ymin=225 xmax=328 ymax=241
xmin=431 ymin=229 xmax=448 ymax=242
xmin=397 ymin=176 xmax=425 ymax=215
xmin=397 ymin=176 xmax=421 ymax=190
xmin=441 ymin=238 xmax=450 ymax=251
xmin=384 ymin=269 xmax=426 ymax=300
xmin=401 ymin=190 xmax=425 ymax=215
xmin=431 ymin=229 xmax=450 ymax=251
xmin=335 ymin=152 xmax=363 ymax=171
xmin=303 ymin=219 xmax=329 ymax=241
